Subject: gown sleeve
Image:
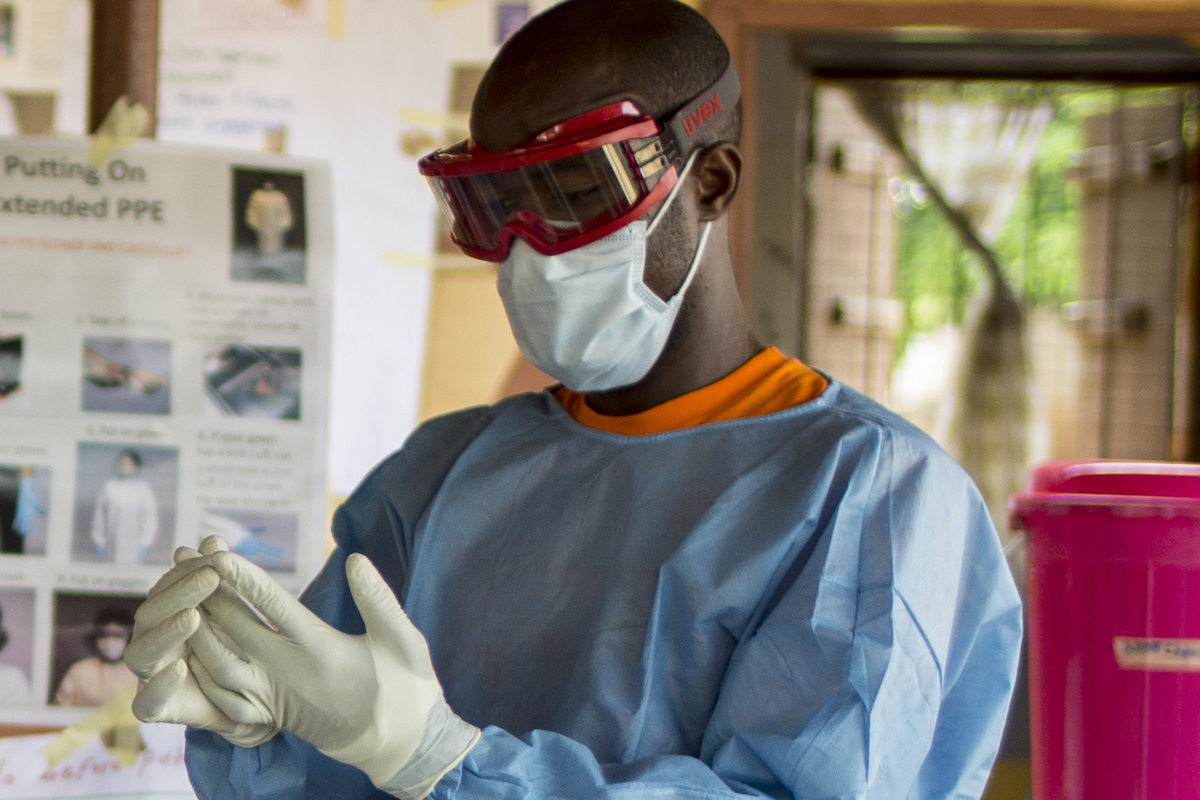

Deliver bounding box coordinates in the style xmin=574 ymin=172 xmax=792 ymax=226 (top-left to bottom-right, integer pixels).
xmin=186 ymin=407 xmax=1022 ymax=800
xmin=91 ymin=485 xmax=109 ymax=551
xmin=138 ymin=480 xmax=159 ymax=548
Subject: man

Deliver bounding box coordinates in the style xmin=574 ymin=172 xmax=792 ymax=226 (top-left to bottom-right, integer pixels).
xmin=91 ymin=448 xmax=159 ymax=565
xmin=126 ymin=1 xmax=1022 ymax=798
xmin=55 ymin=607 xmax=138 ymax=707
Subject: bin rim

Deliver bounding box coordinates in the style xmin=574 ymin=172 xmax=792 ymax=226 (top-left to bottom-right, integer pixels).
xmin=1009 ymin=459 xmax=1200 ymax=530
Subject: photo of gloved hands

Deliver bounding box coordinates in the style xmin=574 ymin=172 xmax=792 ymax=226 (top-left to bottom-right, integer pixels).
xmin=83 ymin=346 xmax=167 ymax=395
xmin=199 ymin=510 xmax=290 ymax=570
xmin=81 ymin=338 xmax=172 ymax=416
xmin=126 ymin=536 xmax=480 ymax=797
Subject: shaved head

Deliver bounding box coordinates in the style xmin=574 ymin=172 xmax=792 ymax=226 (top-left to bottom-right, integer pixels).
xmin=471 ymin=0 xmax=740 ymax=152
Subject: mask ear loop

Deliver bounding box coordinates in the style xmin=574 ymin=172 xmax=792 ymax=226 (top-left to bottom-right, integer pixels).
xmin=643 ymin=148 xmax=711 ymax=303
xmin=646 ymin=148 xmax=702 ymax=237
xmin=669 ymin=221 xmax=711 ymax=302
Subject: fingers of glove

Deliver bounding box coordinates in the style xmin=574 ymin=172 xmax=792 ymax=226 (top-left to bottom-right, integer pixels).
xmin=189 ymin=617 xmax=262 ymax=691
xmin=132 ymin=659 xmax=265 ymax=742
xmin=125 ymin=606 xmax=201 ymax=678
xmin=173 ymin=545 xmax=201 ymax=565
xmin=145 ymin=554 xmax=216 ymax=603
xmin=131 ymin=660 xmax=190 ymax=723
xmin=198 ymin=577 xmax=276 ymax=653
xmin=131 ymin=658 xmax=238 ymax=732
xmin=200 ymin=534 xmax=231 ymax=555
xmin=346 ymin=553 xmax=429 ymax=665
xmin=209 ymin=550 xmax=315 ymax=644
xmin=136 ymin=563 xmax=219 ymax=633
xmin=189 ymin=645 xmax=275 ymax=727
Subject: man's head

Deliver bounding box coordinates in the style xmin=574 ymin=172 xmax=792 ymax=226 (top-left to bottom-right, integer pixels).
xmin=422 ymin=0 xmax=742 ymax=263
xmin=470 ymin=0 xmax=743 ymax=300
xmin=91 ymin=607 xmax=135 ymax=663
xmin=421 ymin=0 xmax=755 ymax=402
xmin=471 ymin=0 xmax=741 ymax=154
xmin=116 ymin=449 xmax=141 ymax=477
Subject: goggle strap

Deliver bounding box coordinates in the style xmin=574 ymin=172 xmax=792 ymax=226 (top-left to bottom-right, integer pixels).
xmin=662 ymin=62 xmax=741 ymax=154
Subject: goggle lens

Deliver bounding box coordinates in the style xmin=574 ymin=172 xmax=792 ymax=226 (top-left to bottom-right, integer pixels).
xmin=424 ymin=137 xmax=674 ymax=261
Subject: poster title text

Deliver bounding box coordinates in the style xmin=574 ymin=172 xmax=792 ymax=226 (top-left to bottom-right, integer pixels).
xmin=2 ymin=155 xmax=166 ymax=222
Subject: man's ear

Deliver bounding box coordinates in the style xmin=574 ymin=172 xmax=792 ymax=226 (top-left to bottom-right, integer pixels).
xmin=693 ymin=143 xmax=742 ymax=222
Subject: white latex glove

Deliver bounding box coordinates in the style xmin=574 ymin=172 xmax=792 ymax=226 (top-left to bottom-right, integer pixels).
xmin=124 ymin=539 xmax=278 ymax=746
xmin=190 ymin=545 xmax=481 ymax=800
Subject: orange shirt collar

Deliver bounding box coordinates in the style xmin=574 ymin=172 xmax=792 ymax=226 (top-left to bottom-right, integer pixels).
xmin=553 ymin=347 xmax=829 ymax=435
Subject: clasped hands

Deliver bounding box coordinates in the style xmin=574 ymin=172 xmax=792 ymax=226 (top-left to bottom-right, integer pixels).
xmin=124 ymin=535 xmax=480 ymax=799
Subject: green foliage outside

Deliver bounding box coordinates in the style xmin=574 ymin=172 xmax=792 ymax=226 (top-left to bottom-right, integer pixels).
xmin=893 ymin=87 xmax=1091 ymax=358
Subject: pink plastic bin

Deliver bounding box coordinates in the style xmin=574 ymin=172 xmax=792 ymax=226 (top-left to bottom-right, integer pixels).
xmin=1011 ymin=460 xmax=1200 ymax=800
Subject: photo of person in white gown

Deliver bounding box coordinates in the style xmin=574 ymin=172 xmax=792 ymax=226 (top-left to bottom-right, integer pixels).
xmin=73 ymin=443 xmax=178 ymax=566
xmin=90 ymin=449 xmax=158 ymax=565
xmin=230 ymin=167 xmax=307 ymax=285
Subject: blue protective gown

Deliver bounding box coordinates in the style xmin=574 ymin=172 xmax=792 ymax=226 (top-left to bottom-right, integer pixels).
xmin=187 ymin=380 xmax=1022 ymax=800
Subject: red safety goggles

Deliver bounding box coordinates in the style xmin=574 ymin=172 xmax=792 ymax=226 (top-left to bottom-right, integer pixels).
xmin=418 ymin=64 xmax=740 ymax=261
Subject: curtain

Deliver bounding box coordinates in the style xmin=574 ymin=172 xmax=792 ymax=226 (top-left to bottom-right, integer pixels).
xmin=851 ymin=82 xmax=1052 ymax=530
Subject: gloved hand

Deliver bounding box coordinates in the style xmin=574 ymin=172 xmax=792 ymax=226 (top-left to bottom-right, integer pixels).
xmin=13 ymin=474 xmax=46 ymax=537
xmin=124 ymin=539 xmax=278 ymax=747
xmin=138 ymin=545 xmax=150 ymax=563
xmin=189 ymin=545 xmax=480 ymax=800
xmin=96 ymin=543 xmax=107 ymax=561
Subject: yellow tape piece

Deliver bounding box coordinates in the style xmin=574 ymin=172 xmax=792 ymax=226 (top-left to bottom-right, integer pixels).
xmin=327 ymin=0 xmax=345 ymax=39
xmin=43 ymin=689 xmax=145 ymax=768
xmin=89 ymin=96 xmax=150 ymax=170
xmin=429 ymin=0 xmax=475 ymax=14
xmin=382 ymin=249 xmax=436 ymax=269
xmin=383 ymin=249 xmax=490 ymax=272
xmin=400 ymin=109 xmax=470 ymax=129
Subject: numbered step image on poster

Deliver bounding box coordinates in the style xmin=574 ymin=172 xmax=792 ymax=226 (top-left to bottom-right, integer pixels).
xmin=48 ymin=592 xmax=141 ymax=708
xmin=0 ymin=4 xmax=13 ymax=61
xmin=0 ymin=329 xmax=27 ymax=408
xmin=81 ymin=336 xmax=172 ymax=416
xmin=203 ymin=343 xmax=302 ymax=420
xmin=0 ymin=461 xmax=50 ymax=556
xmin=231 ymin=166 xmax=307 ymax=285
xmin=199 ymin=507 xmax=298 ymax=572
xmin=71 ymin=443 xmax=178 ymax=566
xmin=0 ymin=587 xmax=35 ymax=706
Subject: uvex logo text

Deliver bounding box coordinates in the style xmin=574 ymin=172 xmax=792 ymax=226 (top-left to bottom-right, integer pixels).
xmin=681 ymin=93 xmax=723 ymax=137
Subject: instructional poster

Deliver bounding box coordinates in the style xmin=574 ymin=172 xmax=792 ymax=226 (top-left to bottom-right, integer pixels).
xmin=0 ymin=136 xmax=333 ymax=723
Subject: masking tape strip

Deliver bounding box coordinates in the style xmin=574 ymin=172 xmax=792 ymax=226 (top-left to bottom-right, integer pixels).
xmin=429 ymin=0 xmax=475 ymax=15
xmin=89 ymin=96 xmax=150 ymax=171
xmin=1114 ymin=636 xmax=1200 ymax=672
xmin=327 ymin=0 xmax=345 ymax=39
xmin=400 ymin=109 xmax=470 ymax=130
xmin=382 ymin=250 xmax=487 ymax=271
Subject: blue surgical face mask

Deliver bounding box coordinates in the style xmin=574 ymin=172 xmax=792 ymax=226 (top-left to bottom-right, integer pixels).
xmin=496 ymin=154 xmax=712 ymax=393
